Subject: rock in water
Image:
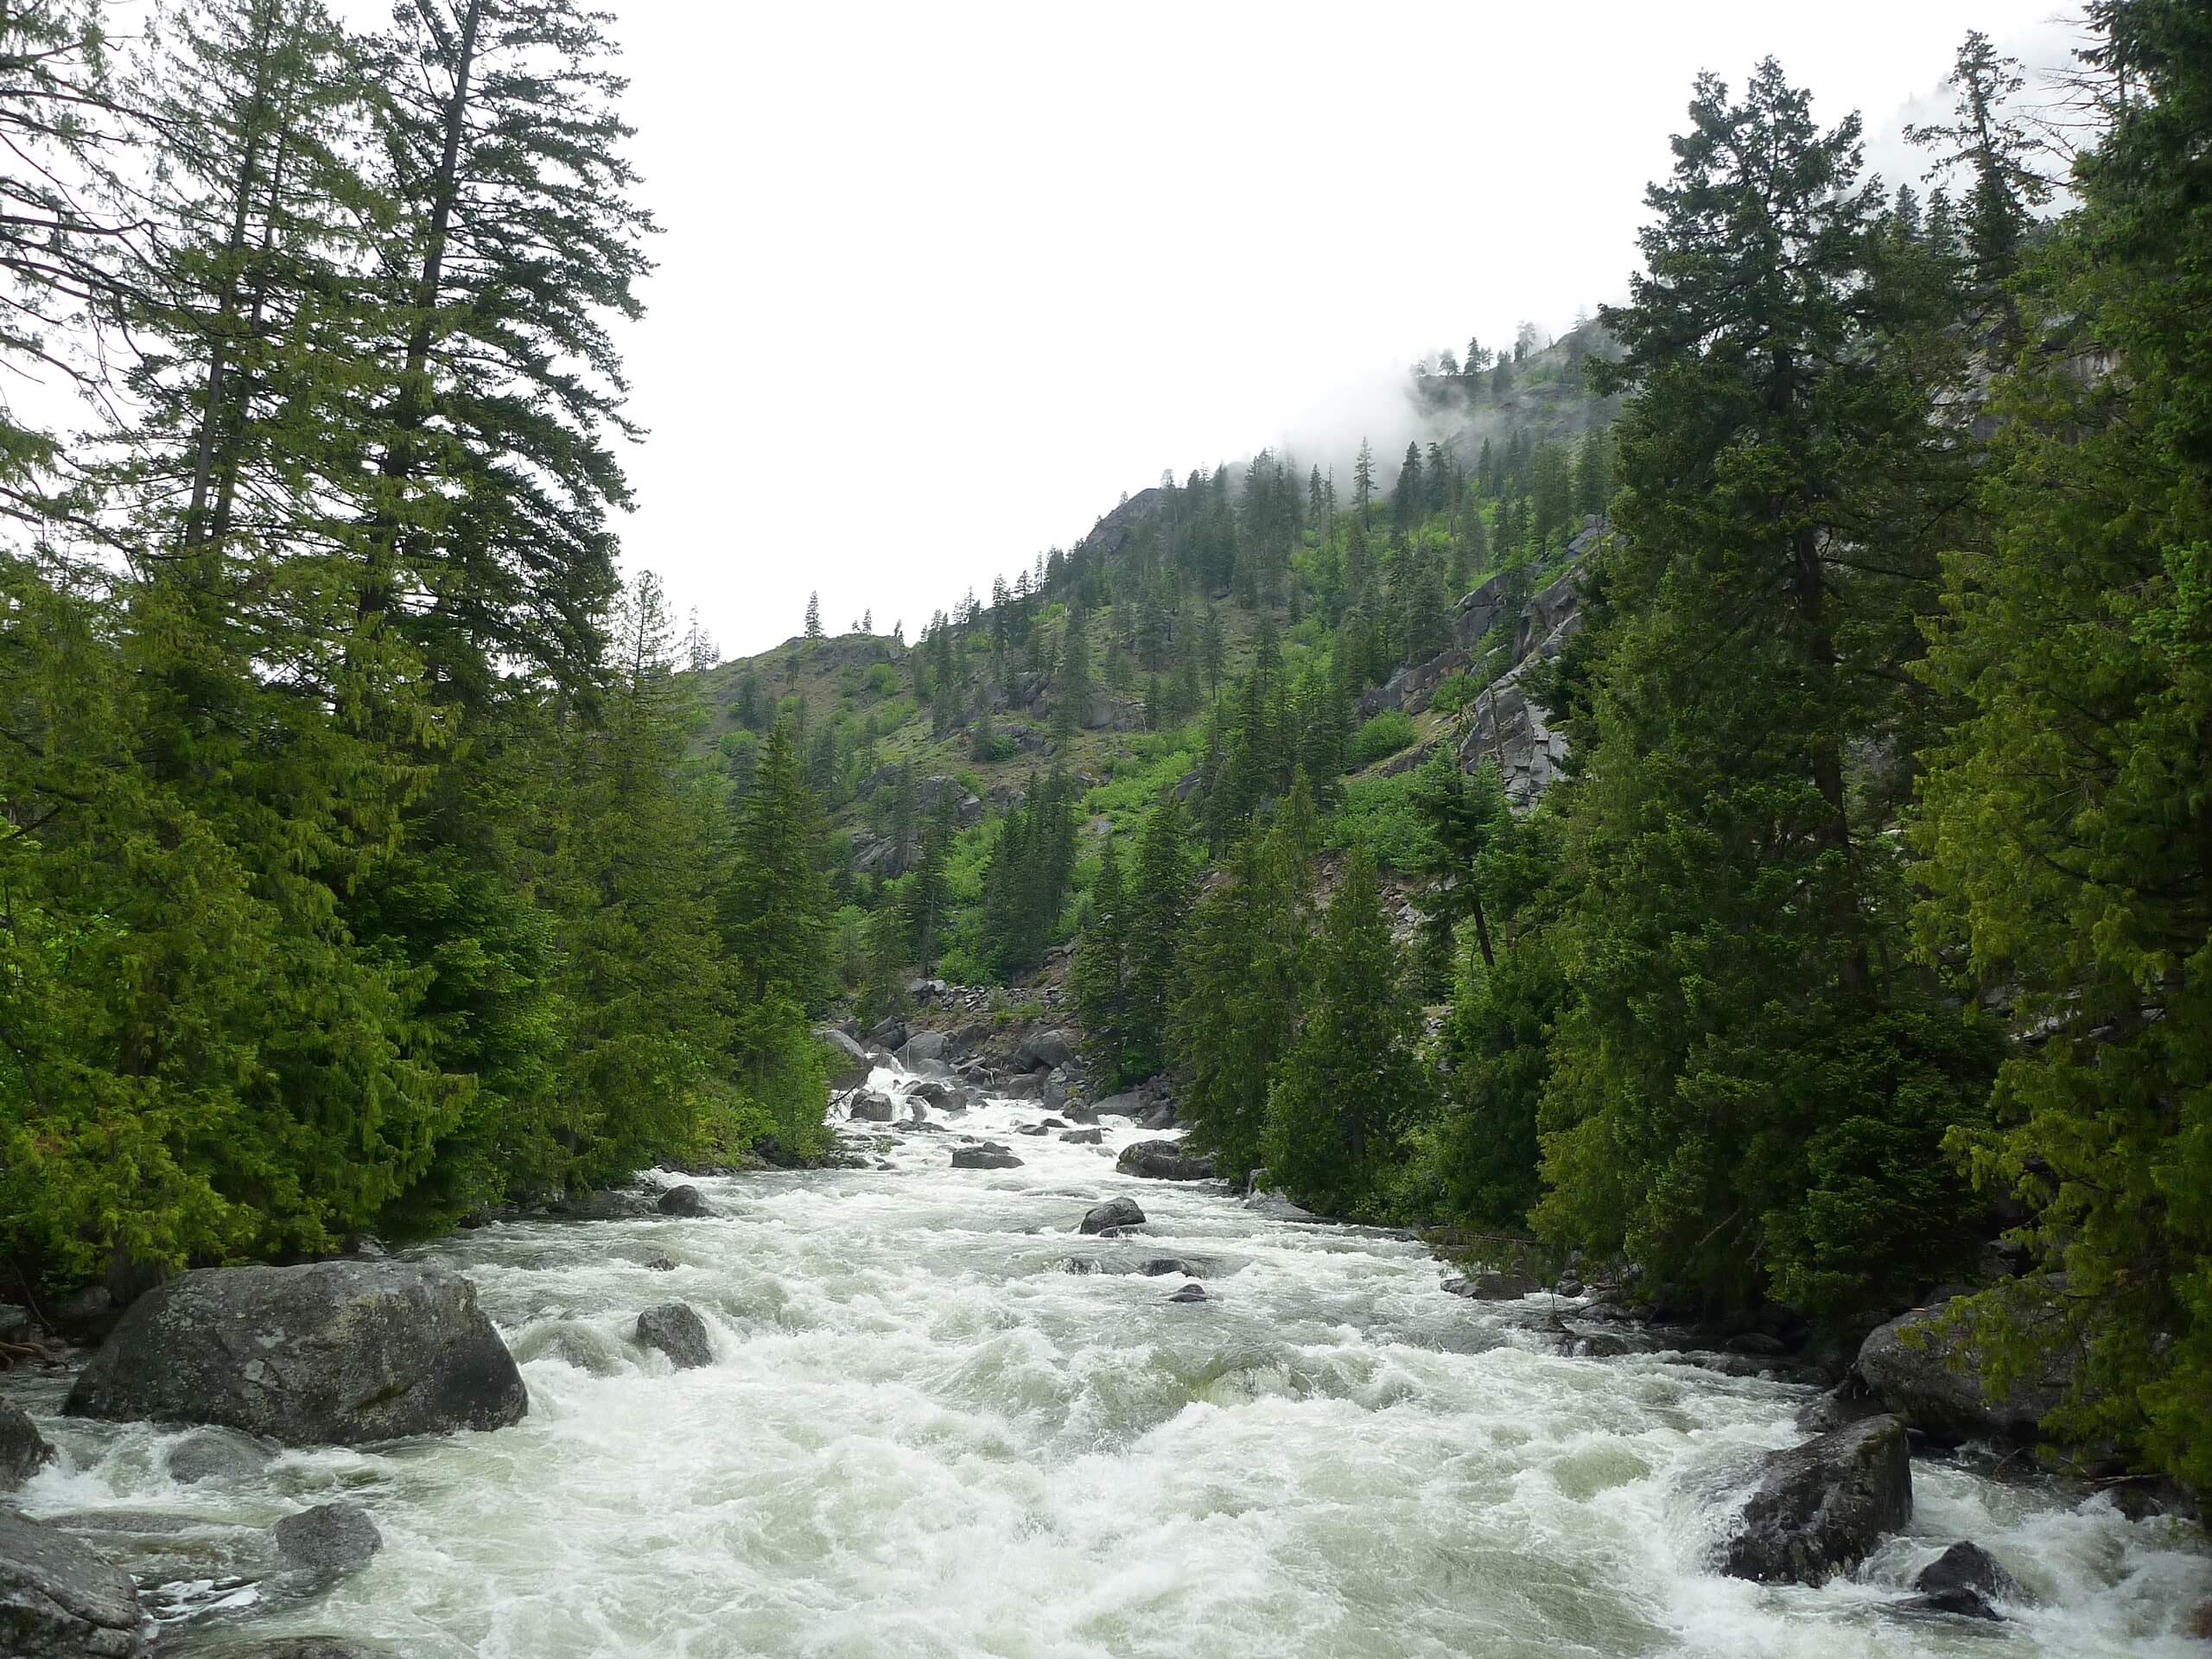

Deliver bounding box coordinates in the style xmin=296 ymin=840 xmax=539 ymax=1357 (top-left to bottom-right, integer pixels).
xmin=635 ymin=1302 xmax=715 ymax=1370
xmin=656 ymin=1185 xmax=712 ymax=1217
xmin=205 ymin=1643 xmax=405 ymax=1659
xmin=1441 ymin=1271 xmax=1542 ymax=1301
xmin=847 ymin=1090 xmax=896 ymax=1122
xmin=950 ymin=1144 xmax=1022 ymax=1170
xmin=1897 ymin=1540 xmax=2022 ymax=1621
xmin=273 ymin=1502 xmax=383 ymax=1574
xmin=165 ymin=1428 xmax=276 ymax=1487
xmin=815 ymin=1026 xmax=874 ymax=1090
xmin=1165 ymin=1284 xmax=1208 ymax=1304
xmin=1115 ymin=1140 xmax=1215 ymax=1181
xmin=1719 ymin=1415 xmax=1912 ymax=1586
xmin=1012 ymin=1028 xmax=1077 ymax=1072
xmin=1079 ymin=1198 xmax=1145 ymax=1236
xmin=1857 ymin=1305 xmax=2070 ymax=1443
xmin=1059 ymin=1128 xmax=1103 ymax=1145
xmin=1 ymin=1398 xmax=54 ymax=1491
xmin=63 ymin=1262 xmax=528 ymax=1446
xmin=0 ymin=1507 xmax=144 ymax=1657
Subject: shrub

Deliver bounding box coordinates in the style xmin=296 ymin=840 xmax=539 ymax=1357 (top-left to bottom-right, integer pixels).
xmin=1347 ymin=709 xmax=1419 ymax=768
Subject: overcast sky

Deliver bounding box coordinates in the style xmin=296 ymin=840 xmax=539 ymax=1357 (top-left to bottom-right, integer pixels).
xmin=608 ymin=2 xmax=2083 ymax=659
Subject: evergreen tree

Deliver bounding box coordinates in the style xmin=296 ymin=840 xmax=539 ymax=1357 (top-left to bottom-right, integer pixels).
xmin=804 ymin=590 xmax=823 ymax=639
xmin=1118 ymin=792 xmax=1194 ymax=1082
xmin=1071 ymin=835 xmax=1131 ymax=1079
xmin=1262 ymin=842 xmax=1424 ymax=1217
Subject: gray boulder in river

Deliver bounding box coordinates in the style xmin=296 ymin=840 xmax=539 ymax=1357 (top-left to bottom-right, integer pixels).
xmin=1116 ymin=1140 xmax=1216 ymax=1181
xmin=1856 ymin=1303 xmax=2072 ymax=1443
xmin=1719 ymin=1414 xmax=1911 ymax=1586
xmin=273 ymin=1501 xmax=384 ymax=1574
xmin=0 ymin=1506 xmax=144 ymax=1656
xmin=1080 ymin=1198 xmax=1145 ymax=1236
xmin=1 ymin=1397 xmax=54 ymax=1490
xmin=64 ymin=1261 xmax=527 ymax=1446
xmin=636 ymin=1301 xmax=715 ymax=1370
xmin=200 ymin=1642 xmax=407 ymax=1659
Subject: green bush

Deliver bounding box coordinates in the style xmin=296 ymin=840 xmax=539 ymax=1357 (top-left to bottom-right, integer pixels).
xmin=1347 ymin=709 xmax=1419 ymax=768
xmin=1324 ymin=772 xmax=1439 ymax=872
xmin=1430 ymin=673 xmax=1480 ymax=715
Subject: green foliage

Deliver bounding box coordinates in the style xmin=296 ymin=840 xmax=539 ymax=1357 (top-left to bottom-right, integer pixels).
xmin=1345 ymin=709 xmax=1419 ymax=768
xmin=1262 ymin=844 xmax=1427 ymax=1217
xmin=1321 ymin=772 xmax=1440 ymax=874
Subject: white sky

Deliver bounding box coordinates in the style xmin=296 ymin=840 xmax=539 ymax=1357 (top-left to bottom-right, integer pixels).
xmin=609 ymin=2 xmax=2085 ymax=658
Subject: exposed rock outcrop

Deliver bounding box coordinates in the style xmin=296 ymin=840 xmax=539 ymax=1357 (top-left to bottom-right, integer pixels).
xmin=0 ymin=1507 xmax=144 ymax=1657
xmin=1718 ymin=1415 xmax=1912 ymax=1586
xmin=815 ymin=1027 xmax=874 ymax=1090
xmin=64 ymin=1262 xmax=528 ymax=1446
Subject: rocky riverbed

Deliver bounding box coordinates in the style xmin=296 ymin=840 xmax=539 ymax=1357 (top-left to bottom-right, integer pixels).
xmin=3 ymin=1066 xmax=2205 ymax=1657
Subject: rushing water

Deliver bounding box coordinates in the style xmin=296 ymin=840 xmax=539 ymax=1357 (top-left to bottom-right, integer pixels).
xmin=9 ymin=1069 xmax=2207 ymax=1658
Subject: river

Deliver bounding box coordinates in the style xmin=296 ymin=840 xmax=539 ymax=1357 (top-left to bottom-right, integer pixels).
xmin=8 ymin=1069 xmax=2206 ymax=1657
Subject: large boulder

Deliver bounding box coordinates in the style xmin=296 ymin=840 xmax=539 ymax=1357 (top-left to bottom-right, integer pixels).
xmin=1080 ymin=1198 xmax=1146 ymax=1236
xmin=165 ymin=1428 xmax=276 ymax=1487
xmin=950 ymin=1144 xmax=1023 ymax=1170
xmin=847 ymin=1090 xmax=896 ymax=1122
xmin=1092 ymin=1091 xmax=1147 ymax=1119
xmin=1 ymin=1398 xmax=54 ymax=1491
xmin=899 ymin=1030 xmax=950 ymax=1068
xmin=1719 ymin=1415 xmax=1912 ymax=1586
xmin=1441 ymin=1271 xmax=1542 ymax=1301
xmin=656 ymin=1185 xmax=712 ymax=1217
xmin=272 ymin=1502 xmax=382 ymax=1574
xmin=1013 ymin=1028 xmax=1078 ymax=1073
xmin=635 ymin=1302 xmax=715 ymax=1370
xmin=64 ymin=1262 xmax=527 ymax=1447
xmin=0 ymin=1507 xmax=144 ymax=1657
xmin=1116 ymin=1140 xmax=1215 ymax=1182
xmin=815 ymin=1027 xmax=874 ymax=1090
xmin=1857 ymin=1303 xmax=2072 ymax=1443
xmin=1897 ymin=1540 xmax=2021 ymax=1621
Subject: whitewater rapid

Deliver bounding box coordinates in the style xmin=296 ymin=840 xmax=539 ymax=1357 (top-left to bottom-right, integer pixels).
xmin=8 ymin=1068 xmax=2206 ymax=1657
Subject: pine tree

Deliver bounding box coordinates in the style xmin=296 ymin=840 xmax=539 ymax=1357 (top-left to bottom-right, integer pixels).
xmin=1119 ymin=792 xmax=1194 ymax=1082
xmin=804 ymin=591 xmax=824 ymax=639
xmin=1071 ymin=835 xmax=1131 ymax=1080
xmin=1262 ymin=842 xmax=1424 ymax=1217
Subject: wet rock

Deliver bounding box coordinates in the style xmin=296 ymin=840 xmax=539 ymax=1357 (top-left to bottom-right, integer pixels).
xmin=1857 ymin=1303 xmax=2072 ymax=1443
xmin=1079 ymin=1198 xmax=1145 ymax=1236
xmin=1059 ymin=1128 xmax=1103 ymax=1145
xmin=1893 ymin=1540 xmax=2021 ymax=1621
xmin=1014 ymin=1123 xmax=1051 ymax=1136
xmin=2 ymin=1397 xmax=54 ymax=1491
xmin=847 ymin=1090 xmax=896 ymax=1122
xmin=635 ymin=1302 xmax=714 ymax=1370
xmin=1792 ymin=1382 xmax=1886 ymax=1435
xmin=643 ymin=1255 xmax=678 ymax=1272
xmin=1441 ymin=1271 xmax=1542 ymax=1301
xmin=2103 ymin=1476 xmax=2200 ymax=1524
xmin=899 ymin=1030 xmax=950 ymax=1067
xmin=165 ymin=1428 xmax=276 ymax=1487
xmin=815 ymin=1026 xmax=874 ymax=1090
xmin=202 ymin=1641 xmax=406 ymax=1659
xmin=1141 ymin=1258 xmax=1202 ymax=1278
xmin=656 ymin=1185 xmax=712 ymax=1217
xmin=63 ymin=1261 xmax=528 ymax=1446
xmin=1013 ymin=1028 xmax=1078 ymax=1072
xmin=1116 ymin=1140 xmax=1215 ymax=1182
xmin=906 ymin=1080 xmax=957 ymax=1109
xmin=866 ymin=1016 xmax=907 ymax=1051
xmin=1141 ymin=1103 xmax=1177 ymax=1131
xmin=950 ymin=1144 xmax=1023 ymax=1170
xmin=1092 ymin=1090 xmax=1146 ymax=1119
xmin=272 ymin=1501 xmax=382 ymax=1575
xmin=1165 ymin=1284 xmax=1208 ymax=1304
xmin=1725 ymin=1332 xmax=1788 ymax=1356
xmin=0 ymin=1507 xmax=145 ymax=1656
xmin=1719 ymin=1414 xmax=1912 ymax=1586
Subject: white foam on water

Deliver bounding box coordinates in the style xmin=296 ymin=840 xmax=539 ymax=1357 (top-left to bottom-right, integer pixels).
xmin=10 ymin=1068 xmax=2207 ymax=1656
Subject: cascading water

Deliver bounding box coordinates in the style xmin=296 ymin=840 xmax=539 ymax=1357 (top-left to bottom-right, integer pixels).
xmin=8 ymin=1064 xmax=2206 ymax=1657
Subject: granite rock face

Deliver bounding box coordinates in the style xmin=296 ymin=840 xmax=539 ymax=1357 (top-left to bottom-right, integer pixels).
xmin=1719 ymin=1415 xmax=1912 ymax=1586
xmin=0 ymin=1508 xmax=145 ymax=1657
